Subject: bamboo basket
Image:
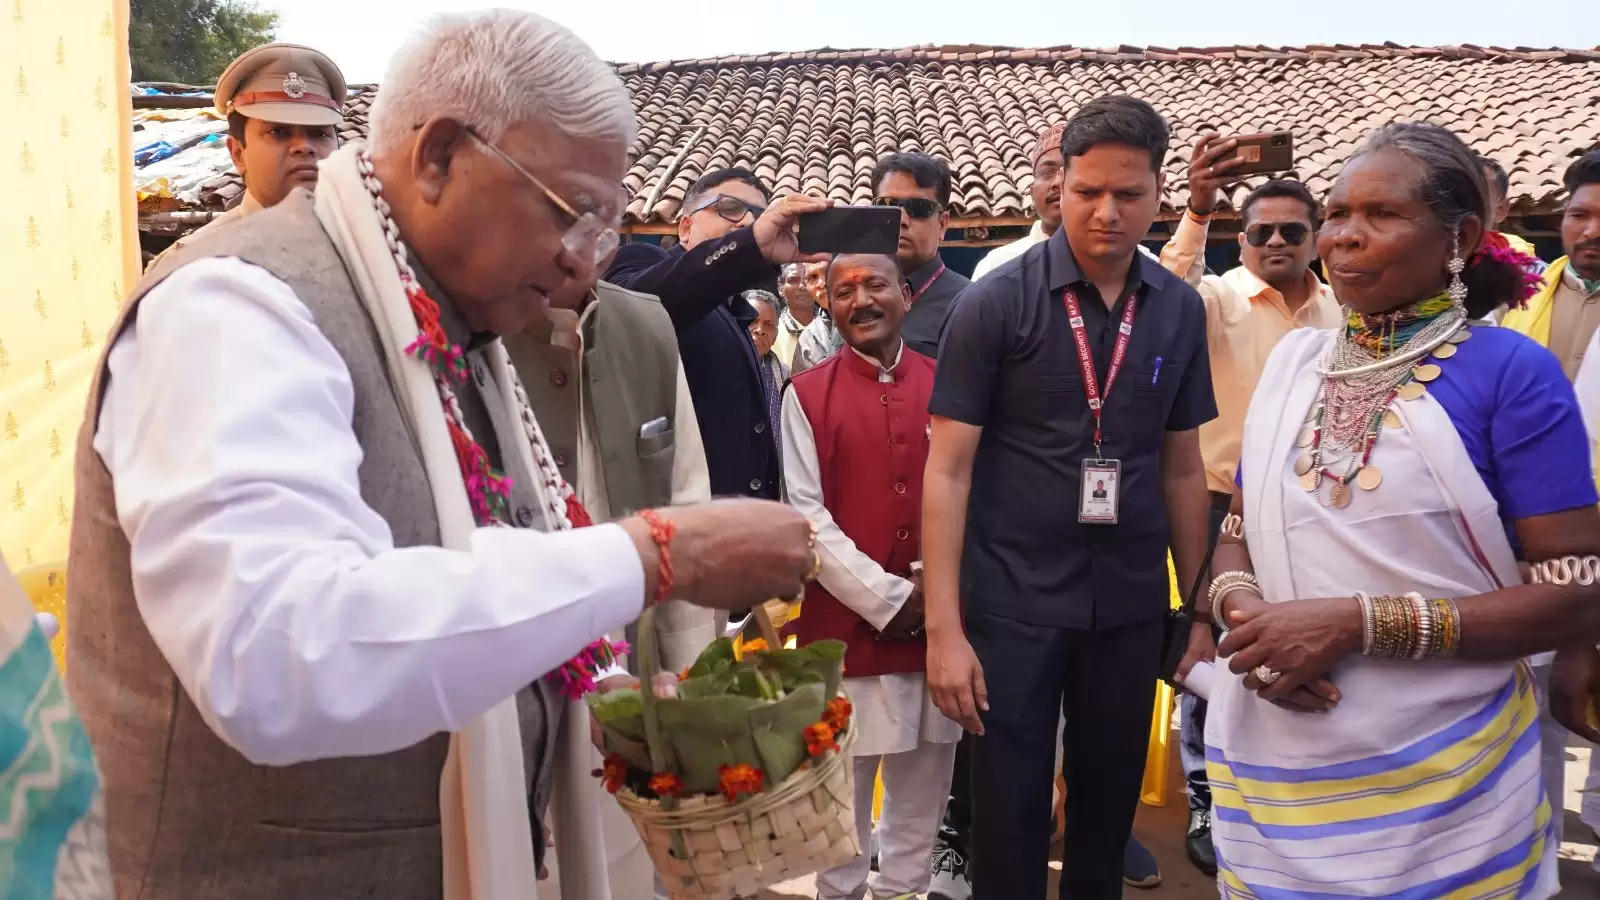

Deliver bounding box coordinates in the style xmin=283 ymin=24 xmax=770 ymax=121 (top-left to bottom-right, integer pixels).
xmin=614 ymin=605 xmax=861 ymax=900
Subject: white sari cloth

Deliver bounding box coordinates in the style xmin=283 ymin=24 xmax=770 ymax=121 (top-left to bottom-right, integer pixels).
xmin=1209 ymin=328 xmax=1557 ymax=898
xmin=313 ymin=144 xmax=610 ymax=900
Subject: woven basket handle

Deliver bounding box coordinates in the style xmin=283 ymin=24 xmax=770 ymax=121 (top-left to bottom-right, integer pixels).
xmin=636 ymin=602 xmax=785 ymax=774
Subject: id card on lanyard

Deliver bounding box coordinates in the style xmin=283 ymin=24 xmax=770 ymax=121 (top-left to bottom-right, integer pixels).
xmin=1064 ymin=287 xmax=1137 ymax=524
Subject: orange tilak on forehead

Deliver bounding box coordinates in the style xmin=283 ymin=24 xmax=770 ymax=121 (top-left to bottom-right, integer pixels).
xmin=833 ymin=266 xmax=879 ymax=289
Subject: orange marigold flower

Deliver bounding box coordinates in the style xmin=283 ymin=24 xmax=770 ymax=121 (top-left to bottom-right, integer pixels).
xmin=717 ymin=763 xmax=765 ymax=803
xmin=824 ymin=696 xmax=853 ymax=733
xmin=600 ymin=753 xmax=628 ymax=794
xmin=804 ymin=721 xmax=838 ymax=757
xmin=649 ymin=772 xmax=684 ymax=798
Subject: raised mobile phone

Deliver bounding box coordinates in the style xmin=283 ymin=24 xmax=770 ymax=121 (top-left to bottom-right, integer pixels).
xmin=796 ymin=206 xmax=901 ymax=255
xmin=1219 ymin=131 xmax=1293 ymax=176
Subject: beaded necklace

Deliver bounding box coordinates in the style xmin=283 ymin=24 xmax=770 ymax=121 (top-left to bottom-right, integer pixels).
xmin=355 ymin=148 xmax=624 ymax=699
xmin=1297 ymin=292 xmax=1467 ymax=508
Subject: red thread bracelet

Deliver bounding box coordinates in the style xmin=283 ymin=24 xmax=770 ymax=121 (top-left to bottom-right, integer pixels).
xmin=638 ymin=509 xmax=676 ymax=608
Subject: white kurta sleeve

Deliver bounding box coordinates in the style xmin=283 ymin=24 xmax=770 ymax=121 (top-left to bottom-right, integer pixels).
xmin=651 ymin=362 xmax=717 ymax=671
xmin=779 ymin=386 xmax=912 ymax=631
xmin=95 ymin=257 xmax=647 ymax=766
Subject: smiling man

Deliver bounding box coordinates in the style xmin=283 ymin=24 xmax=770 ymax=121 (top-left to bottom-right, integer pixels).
xmin=1156 ymin=143 xmax=1341 ymax=877
xmin=153 ymin=44 xmax=346 ymax=265
xmin=782 ymin=253 xmax=960 ymax=900
xmin=925 ymin=95 xmax=1216 ymax=899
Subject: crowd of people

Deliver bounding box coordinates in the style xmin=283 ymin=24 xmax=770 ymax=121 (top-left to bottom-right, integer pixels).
xmin=12 ymin=7 xmax=1600 ymax=900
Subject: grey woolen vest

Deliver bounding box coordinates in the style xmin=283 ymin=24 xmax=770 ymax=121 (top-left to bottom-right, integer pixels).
xmin=66 ymin=191 xmax=562 ymax=899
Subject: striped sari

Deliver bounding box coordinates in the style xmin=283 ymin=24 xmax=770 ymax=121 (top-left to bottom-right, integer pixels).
xmin=1209 ymin=329 xmax=1558 ymax=898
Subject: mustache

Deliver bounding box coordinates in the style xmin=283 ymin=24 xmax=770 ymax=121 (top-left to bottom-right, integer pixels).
xmin=1576 ymin=239 xmax=1600 ymax=252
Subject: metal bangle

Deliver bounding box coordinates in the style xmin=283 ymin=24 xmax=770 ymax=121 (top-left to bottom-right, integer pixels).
xmin=1528 ymin=555 xmax=1600 ymax=586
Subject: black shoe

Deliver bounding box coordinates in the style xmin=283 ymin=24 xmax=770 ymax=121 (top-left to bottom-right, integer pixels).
xmin=928 ymin=844 xmax=971 ymax=900
xmin=1123 ymin=836 xmax=1162 ymax=888
xmin=1186 ymin=808 xmax=1218 ymax=876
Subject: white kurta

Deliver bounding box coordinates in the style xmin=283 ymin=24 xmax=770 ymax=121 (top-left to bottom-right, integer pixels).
xmin=95 ymin=257 xmax=648 ymax=766
xmin=779 ymin=345 xmax=961 ymax=757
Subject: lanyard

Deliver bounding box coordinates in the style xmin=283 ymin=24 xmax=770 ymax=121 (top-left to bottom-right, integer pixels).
xmin=1062 ymin=287 xmax=1138 ymax=457
xmin=909 ymin=262 xmax=946 ymax=306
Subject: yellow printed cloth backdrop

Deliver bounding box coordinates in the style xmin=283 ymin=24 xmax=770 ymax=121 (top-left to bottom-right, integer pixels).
xmin=2 ymin=0 xmax=139 ymax=665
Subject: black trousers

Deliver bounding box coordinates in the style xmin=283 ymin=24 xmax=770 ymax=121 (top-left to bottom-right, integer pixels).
xmin=967 ymin=610 xmax=1163 ymax=900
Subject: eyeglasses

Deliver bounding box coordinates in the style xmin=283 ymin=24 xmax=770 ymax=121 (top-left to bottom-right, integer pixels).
xmin=464 ymin=127 xmax=619 ymax=268
xmin=1245 ymin=222 xmax=1310 ymax=247
xmin=689 ymin=193 xmax=766 ymax=224
xmin=872 ymin=196 xmax=943 ymax=219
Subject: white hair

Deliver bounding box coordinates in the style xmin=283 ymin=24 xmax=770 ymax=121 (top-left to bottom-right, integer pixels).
xmin=368 ymin=9 xmax=635 ymax=156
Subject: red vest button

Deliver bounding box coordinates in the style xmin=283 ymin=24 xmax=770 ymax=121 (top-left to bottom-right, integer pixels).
xmin=895 ymin=528 xmax=909 ymax=540
xmin=894 ymin=482 xmax=907 ymax=494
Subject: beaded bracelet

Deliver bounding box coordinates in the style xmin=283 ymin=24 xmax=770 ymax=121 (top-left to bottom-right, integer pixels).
xmin=1219 ymin=513 xmax=1245 ymax=541
xmin=637 ymin=509 xmax=677 ymax=608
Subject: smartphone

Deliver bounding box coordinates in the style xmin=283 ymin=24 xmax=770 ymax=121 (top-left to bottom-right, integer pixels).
xmin=1219 ymin=131 xmax=1293 ymax=176
xmin=796 ymin=206 xmax=901 ymax=255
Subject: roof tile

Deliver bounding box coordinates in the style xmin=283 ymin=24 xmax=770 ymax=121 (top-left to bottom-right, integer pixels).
xmin=135 ymin=44 xmax=1600 ymax=224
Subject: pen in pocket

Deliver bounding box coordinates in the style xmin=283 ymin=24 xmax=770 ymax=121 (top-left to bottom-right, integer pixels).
xmin=1152 ymin=356 xmax=1163 ymax=385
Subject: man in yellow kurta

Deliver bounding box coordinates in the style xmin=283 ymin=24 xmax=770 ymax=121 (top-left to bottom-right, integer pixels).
xmin=1501 ymin=150 xmax=1600 ymax=378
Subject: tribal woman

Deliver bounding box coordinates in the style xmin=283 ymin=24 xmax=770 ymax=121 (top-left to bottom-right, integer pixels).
xmin=1203 ymin=122 xmax=1600 ymax=897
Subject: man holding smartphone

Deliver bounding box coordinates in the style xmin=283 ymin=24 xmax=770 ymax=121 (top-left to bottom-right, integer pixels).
xmin=926 ymin=96 xmax=1216 ymax=899
xmin=1157 ymin=135 xmax=1341 ymax=877
xmin=606 ymin=170 xmax=829 ymax=500
xmin=871 ymin=152 xmax=970 ymax=359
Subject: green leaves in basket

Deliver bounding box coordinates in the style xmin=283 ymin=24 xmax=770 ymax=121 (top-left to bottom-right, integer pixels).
xmin=586 ymin=687 xmax=653 ymax=771
xmin=746 ymin=681 xmax=828 ymax=783
xmin=654 ymin=694 xmax=767 ymax=795
xmin=686 ymin=638 xmax=737 ymax=678
xmin=591 ymin=637 xmax=854 ymax=796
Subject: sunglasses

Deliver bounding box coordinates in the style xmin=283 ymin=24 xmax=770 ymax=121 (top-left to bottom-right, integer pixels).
xmin=1245 ymin=222 xmax=1310 ymax=247
xmin=690 ymin=194 xmax=766 ymax=224
xmin=872 ymin=196 xmax=943 ymax=220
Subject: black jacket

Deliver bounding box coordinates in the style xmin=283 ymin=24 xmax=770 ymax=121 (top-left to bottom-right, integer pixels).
xmin=605 ymin=227 xmax=780 ymax=499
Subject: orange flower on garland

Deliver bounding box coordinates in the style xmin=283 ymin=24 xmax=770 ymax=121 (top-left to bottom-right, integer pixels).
xmin=824 ymin=696 xmax=853 ymax=733
xmin=599 ymin=753 xmax=628 ymax=794
xmin=717 ymin=763 xmax=765 ymax=803
xmin=803 ymin=721 xmax=838 ymax=757
xmin=649 ymin=772 xmax=684 ymax=798
xmin=735 ymin=637 xmax=768 ymax=660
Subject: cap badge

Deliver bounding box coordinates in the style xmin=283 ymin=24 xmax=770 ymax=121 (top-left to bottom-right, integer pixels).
xmin=283 ymin=72 xmax=307 ymax=98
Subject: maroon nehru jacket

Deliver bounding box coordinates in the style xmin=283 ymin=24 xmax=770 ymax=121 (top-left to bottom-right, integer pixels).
xmin=788 ymin=346 xmax=934 ymax=677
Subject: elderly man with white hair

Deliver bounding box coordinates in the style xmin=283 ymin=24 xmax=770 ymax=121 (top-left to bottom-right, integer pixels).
xmin=66 ymin=11 xmax=821 ymax=900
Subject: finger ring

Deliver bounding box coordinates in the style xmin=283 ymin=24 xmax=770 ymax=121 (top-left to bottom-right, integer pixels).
xmin=806 ymin=549 xmax=822 ymax=582
xmin=1253 ymin=665 xmax=1282 ymax=685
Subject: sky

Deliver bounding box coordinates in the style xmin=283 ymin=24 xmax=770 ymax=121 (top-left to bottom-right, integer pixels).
xmin=272 ymin=0 xmax=1600 ymax=83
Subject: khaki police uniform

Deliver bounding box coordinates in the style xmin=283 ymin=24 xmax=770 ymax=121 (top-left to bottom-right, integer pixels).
xmin=152 ymin=43 xmax=346 ymax=267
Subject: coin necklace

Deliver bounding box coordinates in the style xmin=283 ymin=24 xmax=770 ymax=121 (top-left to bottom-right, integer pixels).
xmin=1298 ymin=293 xmax=1466 ymax=508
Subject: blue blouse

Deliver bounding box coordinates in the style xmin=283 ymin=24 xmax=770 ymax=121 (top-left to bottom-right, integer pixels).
xmin=1423 ymin=325 xmax=1596 ymax=554
xmin=1239 ymin=325 xmax=1596 ymax=557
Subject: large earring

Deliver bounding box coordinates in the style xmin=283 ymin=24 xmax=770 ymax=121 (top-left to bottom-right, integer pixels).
xmin=1447 ymin=235 xmax=1468 ymax=309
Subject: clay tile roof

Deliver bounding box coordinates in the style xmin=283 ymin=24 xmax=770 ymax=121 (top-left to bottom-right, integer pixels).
xmin=135 ymin=44 xmax=1600 ymax=228
xmin=617 ymin=43 xmax=1600 ymax=223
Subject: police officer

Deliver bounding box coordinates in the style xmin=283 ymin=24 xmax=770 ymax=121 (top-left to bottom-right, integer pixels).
xmin=154 ymin=43 xmax=346 ymax=263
